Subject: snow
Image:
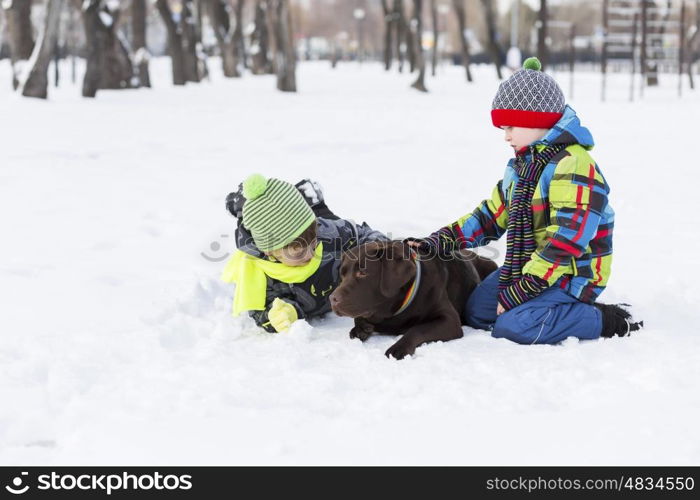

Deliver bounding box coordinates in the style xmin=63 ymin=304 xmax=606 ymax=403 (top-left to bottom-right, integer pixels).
xmin=134 ymin=47 xmax=151 ymax=65
xmin=98 ymin=11 xmax=113 ymax=28
xmin=1 ymin=57 xmax=699 ymax=465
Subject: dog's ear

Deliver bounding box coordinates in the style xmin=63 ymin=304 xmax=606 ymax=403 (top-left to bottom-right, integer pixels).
xmin=379 ymin=241 xmax=416 ymax=298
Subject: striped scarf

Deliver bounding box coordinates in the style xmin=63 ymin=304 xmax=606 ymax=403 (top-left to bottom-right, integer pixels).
xmin=498 ymin=143 xmax=569 ymax=291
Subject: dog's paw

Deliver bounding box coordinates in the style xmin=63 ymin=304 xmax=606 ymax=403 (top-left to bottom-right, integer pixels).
xmin=349 ymin=326 xmax=372 ymax=342
xmin=385 ymin=337 xmax=416 ymax=360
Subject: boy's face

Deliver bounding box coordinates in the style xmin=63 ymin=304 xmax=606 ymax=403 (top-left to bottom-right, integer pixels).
xmin=501 ymin=126 xmax=549 ymax=153
xmin=266 ymin=238 xmax=318 ymax=267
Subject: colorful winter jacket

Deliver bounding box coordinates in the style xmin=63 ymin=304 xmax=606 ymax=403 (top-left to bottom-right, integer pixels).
xmin=435 ymin=105 xmax=614 ymax=304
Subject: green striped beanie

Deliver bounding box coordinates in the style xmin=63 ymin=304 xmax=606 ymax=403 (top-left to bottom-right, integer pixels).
xmin=241 ymin=174 xmax=316 ymax=252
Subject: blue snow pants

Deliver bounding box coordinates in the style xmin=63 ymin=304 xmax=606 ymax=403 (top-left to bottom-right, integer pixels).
xmin=464 ymin=268 xmax=602 ymax=344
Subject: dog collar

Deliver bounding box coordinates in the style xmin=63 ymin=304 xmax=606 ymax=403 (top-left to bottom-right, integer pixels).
xmin=392 ymin=251 xmax=422 ymax=317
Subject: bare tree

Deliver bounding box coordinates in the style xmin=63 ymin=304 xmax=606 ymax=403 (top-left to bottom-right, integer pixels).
xmin=156 ymin=0 xmax=207 ymax=84
xmin=380 ymin=0 xmax=395 ymax=70
xmin=410 ymin=0 xmax=427 ymax=91
xmin=233 ymin=0 xmax=246 ymax=70
xmin=394 ymin=0 xmax=406 ymax=72
xmin=207 ymin=0 xmax=241 ymax=77
xmin=250 ymin=0 xmax=271 ymax=74
xmin=480 ymin=0 xmax=503 ymax=79
xmin=132 ymin=0 xmax=151 ymax=87
xmin=452 ymin=0 xmax=473 ymax=82
xmin=404 ymin=0 xmax=415 ymax=71
xmin=269 ymin=0 xmax=296 ymax=91
xmin=181 ymin=0 xmax=206 ymax=82
xmin=156 ymin=0 xmax=186 ymax=85
xmin=687 ymin=0 xmax=700 ymax=89
xmin=3 ymin=0 xmax=35 ymax=89
xmin=20 ymin=0 xmax=64 ymax=98
xmin=82 ymin=0 xmax=135 ymax=98
xmin=430 ymin=0 xmax=437 ymax=76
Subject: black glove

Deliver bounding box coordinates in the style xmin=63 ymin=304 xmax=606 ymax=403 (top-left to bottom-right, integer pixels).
xmin=225 ymin=183 xmax=245 ymax=219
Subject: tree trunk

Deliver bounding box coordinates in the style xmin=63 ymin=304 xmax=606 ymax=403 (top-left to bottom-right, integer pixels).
xmin=269 ymin=0 xmax=296 ymax=92
xmin=452 ymin=0 xmax=472 ymax=82
xmin=394 ymin=0 xmax=405 ymax=72
xmin=381 ymin=0 xmax=394 ymax=70
xmin=233 ymin=0 xmax=246 ymax=70
xmin=181 ymin=0 xmax=205 ymax=82
xmin=156 ymin=0 xmax=187 ymax=85
xmin=81 ymin=0 xmax=135 ymax=98
xmin=688 ymin=19 xmax=698 ymax=89
xmin=266 ymin=0 xmax=278 ymax=74
xmin=430 ymin=0 xmax=437 ymax=76
xmin=82 ymin=1 xmax=105 ymax=97
xmin=250 ymin=0 xmax=271 ymax=74
xmin=403 ymin=0 xmax=415 ymax=72
xmin=480 ymin=0 xmax=503 ymax=80
xmin=410 ymin=0 xmax=427 ymax=91
xmin=20 ymin=0 xmax=64 ymax=99
xmin=4 ymin=0 xmax=35 ymax=90
xmin=207 ymin=0 xmax=240 ymax=77
xmin=132 ymin=0 xmax=151 ymax=87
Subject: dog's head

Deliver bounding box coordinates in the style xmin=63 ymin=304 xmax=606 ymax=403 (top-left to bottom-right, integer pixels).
xmin=330 ymin=240 xmax=417 ymax=319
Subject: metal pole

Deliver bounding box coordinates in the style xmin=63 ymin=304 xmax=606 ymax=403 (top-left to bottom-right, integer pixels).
xmin=538 ymin=0 xmax=548 ymax=69
xmin=602 ymin=0 xmax=608 ymax=102
xmin=631 ymin=13 xmax=639 ymax=101
xmin=511 ymin=0 xmax=520 ymax=48
xmin=641 ymin=0 xmax=648 ymax=98
xmin=680 ymin=0 xmax=686 ymax=97
xmin=570 ymin=23 xmax=575 ymax=100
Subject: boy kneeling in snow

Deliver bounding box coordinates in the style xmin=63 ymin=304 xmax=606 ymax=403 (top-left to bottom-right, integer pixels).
xmin=222 ymin=175 xmax=387 ymax=332
xmin=408 ymin=57 xmax=642 ymax=343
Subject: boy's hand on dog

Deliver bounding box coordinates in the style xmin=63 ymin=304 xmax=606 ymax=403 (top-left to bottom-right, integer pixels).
xmin=269 ymin=298 xmax=298 ymax=332
xmin=404 ymin=237 xmax=428 ymax=251
xmin=403 ymin=236 xmax=455 ymax=258
xmin=497 ymin=303 xmax=505 ymax=315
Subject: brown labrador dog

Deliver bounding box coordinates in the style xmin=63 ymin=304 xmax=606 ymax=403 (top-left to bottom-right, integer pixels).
xmin=329 ymin=240 xmax=497 ymax=359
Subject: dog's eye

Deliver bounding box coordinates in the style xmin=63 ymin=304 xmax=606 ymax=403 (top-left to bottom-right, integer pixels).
xmin=355 ymin=270 xmax=368 ymax=278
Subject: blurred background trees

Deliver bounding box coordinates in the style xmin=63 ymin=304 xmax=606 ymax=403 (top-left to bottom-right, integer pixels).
xmin=1 ymin=0 xmax=698 ymax=98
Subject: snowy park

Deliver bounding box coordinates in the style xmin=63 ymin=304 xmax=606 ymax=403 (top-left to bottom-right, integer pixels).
xmin=2 ymin=55 xmax=699 ymax=465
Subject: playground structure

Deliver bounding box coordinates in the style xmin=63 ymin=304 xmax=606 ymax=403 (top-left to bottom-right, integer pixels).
xmin=602 ymin=0 xmax=700 ymax=100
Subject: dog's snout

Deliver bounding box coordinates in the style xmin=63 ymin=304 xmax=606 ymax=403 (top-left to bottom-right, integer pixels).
xmin=329 ymin=290 xmax=344 ymax=315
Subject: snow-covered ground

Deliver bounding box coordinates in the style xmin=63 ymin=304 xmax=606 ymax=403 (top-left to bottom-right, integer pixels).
xmin=1 ymin=58 xmax=699 ymax=465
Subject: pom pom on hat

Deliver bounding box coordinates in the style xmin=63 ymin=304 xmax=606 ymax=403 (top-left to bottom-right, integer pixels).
xmin=522 ymin=57 xmax=542 ymax=71
xmin=243 ymin=174 xmax=268 ymax=200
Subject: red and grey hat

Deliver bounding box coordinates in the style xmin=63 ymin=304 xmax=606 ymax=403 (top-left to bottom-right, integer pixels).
xmin=491 ymin=57 xmax=565 ymax=129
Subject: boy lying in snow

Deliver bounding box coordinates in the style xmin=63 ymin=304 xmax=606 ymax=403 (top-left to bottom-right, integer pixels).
xmin=221 ymin=175 xmax=387 ymax=332
xmin=407 ymin=57 xmax=643 ymax=344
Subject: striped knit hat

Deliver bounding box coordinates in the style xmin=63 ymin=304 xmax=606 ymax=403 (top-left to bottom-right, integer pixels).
xmin=241 ymin=174 xmax=316 ymax=252
xmin=491 ymin=57 xmax=565 ymax=129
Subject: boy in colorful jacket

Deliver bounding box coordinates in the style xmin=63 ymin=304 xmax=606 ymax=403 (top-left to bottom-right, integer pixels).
xmin=221 ymin=174 xmax=387 ymax=333
xmin=409 ymin=57 xmax=642 ymax=344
